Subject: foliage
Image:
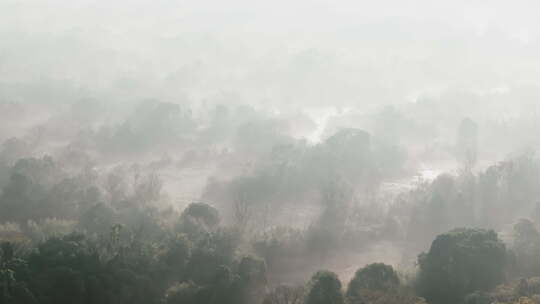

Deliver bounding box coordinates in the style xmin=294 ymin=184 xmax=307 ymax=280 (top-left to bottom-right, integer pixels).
xmin=263 ymin=285 xmax=304 ymax=304
xmin=176 ymin=202 xmax=220 ymax=239
xmin=512 ymin=219 xmax=540 ymax=277
xmin=305 ymin=270 xmax=344 ymax=304
xmin=416 ymin=228 xmax=507 ymax=304
xmin=346 ymin=263 xmax=400 ymax=303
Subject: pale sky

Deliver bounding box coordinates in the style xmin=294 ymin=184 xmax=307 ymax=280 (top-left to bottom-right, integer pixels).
xmin=2 ymin=0 xmax=540 ymax=108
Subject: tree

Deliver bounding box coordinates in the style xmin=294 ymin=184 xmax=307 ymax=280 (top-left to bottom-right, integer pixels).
xmin=196 ymin=265 xmax=242 ymax=304
xmin=0 ymin=138 xmax=29 ymax=165
xmin=77 ymin=203 xmax=116 ymax=235
xmin=263 ymin=285 xmax=304 ymax=304
xmin=238 ymin=256 xmax=267 ymax=304
xmin=0 ymin=242 xmax=36 ymax=304
xmin=185 ymin=229 xmax=238 ymax=285
xmin=463 ymin=291 xmax=493 ymax=304
xmin=456 ymin=118 xmax=478 ymax=170
xmin=512 ymin=219 xmax=540 ymax=276
xmin=158 ymin=234 xmax=192 ymax=281
xmin=306 ymin=180 xmax=351 ymax=262
xmin=165 ymin=281 xmax=203 ymax=304
xmin=176 ymin=203 xmax=220 ymax=239
xmin=416 ymin=228 xmax=507 ymax=304
xmin=323 ymin=128 xmax=371 ymax=182
xmin=134 ymin=173 xmax=162 ymax=206
xmin=0 ymin=173 xmax=41 ymax=222
xmin=27 ymin=233 xmax=100 ymax=304
xmin=346 ymin=263 xmax=399 ymax=303
xmin=305 ymin=270 xmax=344 ymax=304
xmin=27 ymin=232 xmax=162 ymax=304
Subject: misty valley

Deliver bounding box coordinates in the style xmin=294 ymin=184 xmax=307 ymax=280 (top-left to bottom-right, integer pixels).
xmin=0 ymin=99 xmax=539 ymax=304
xmin=3 ymin=1 xmax=540 ymax=303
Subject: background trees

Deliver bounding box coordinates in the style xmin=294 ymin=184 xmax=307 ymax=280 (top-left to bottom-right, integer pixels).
xmin=511 ymin=219 xmax=540 ymax=277
xmin=456 ymin=118 xmax=478 ymax=171
xmin=263 ymin=285 xmax=304 ymax=304
xmin=2 ymin=100 xmax=540 ymax=304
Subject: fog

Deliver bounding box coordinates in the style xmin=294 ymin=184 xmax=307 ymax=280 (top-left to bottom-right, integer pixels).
xmin=2 ymin=1 xmax=540 ymax=304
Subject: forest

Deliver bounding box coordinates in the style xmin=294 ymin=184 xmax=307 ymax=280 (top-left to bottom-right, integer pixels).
xmin=1 ymin=99 xmax=540 ymax=304
xmin=3 ymin=0 xmax=540 ymax=303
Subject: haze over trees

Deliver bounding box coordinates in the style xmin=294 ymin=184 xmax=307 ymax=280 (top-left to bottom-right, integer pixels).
xmin=3 ymin=0 xmax=540 ymax=303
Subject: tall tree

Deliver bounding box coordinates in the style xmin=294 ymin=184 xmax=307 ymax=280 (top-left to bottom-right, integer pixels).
xmin=416 ymin=228 xmax=507 ymax=304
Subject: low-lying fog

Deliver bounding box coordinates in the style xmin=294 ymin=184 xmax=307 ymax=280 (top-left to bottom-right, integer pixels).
xmin=3 ymin=1 xmax=540 ymax=304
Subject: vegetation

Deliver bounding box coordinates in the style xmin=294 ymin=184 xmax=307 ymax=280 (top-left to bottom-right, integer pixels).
xmin=416 ymin=228 xmax=507 ymax=304
xmin=1 ymin=78 xmax=540 ymax=304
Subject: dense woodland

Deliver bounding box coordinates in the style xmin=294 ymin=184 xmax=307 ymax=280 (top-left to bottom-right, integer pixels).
xmin=4 ymin=1 xmax=540 ymax=303
xmin=1 ymin=98 xmax=540 ymax=304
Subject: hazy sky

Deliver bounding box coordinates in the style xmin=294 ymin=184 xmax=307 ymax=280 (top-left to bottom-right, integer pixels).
xmin=2 ymin=0 xmax=540 ymax=108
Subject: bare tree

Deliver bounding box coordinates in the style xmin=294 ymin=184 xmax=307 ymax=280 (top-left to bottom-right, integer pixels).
xmin=263 ymin=285 xmax=304 ymax=304
xmin=234 ymin=190 xmax=252 ymax=232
